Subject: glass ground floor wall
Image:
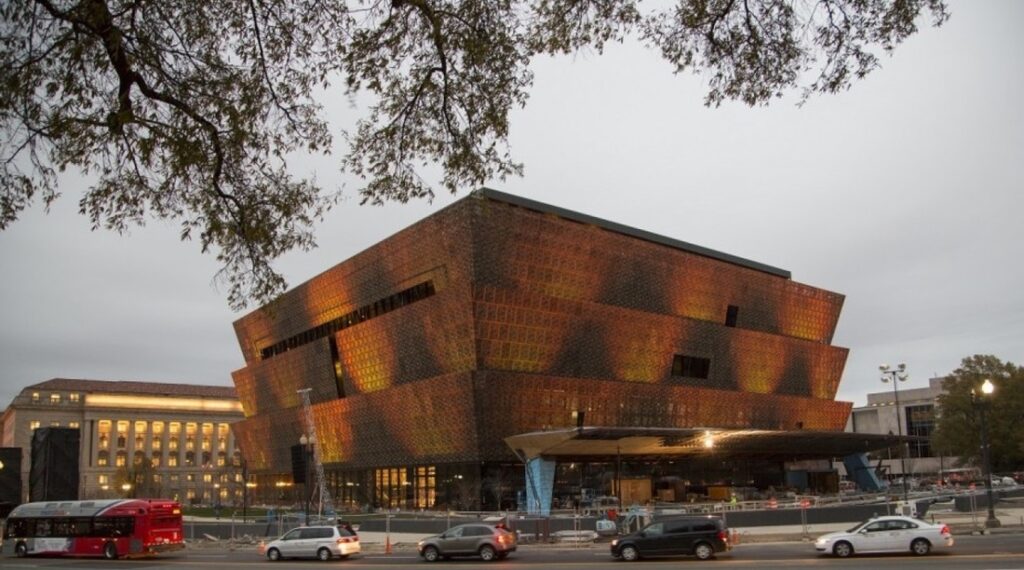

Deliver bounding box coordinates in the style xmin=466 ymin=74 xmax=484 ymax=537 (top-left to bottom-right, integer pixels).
xmin=247 ymin=457 xmax=814 ymax=512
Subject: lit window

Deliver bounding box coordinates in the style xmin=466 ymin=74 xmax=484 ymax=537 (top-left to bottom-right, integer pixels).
xmin=98 ymin=451 xmax=109 ymax=466
xmin=98 ymin=420 xmax=111 ymax=449
xmin=152 ymin=421 xmax=165 ymax=435
xmin=69 ymin=421 xmax=80 ymax=428
xmin=50 ymin=393 xmax=61 ymax=404
xmin=168 ymin=455 xmax=178 ymax=467
xmin=116 ymin=421 xmax=129 ymax=447
xmin=115 ymin=451 xmax=127 ymax=467
xmin=29 ymin=420 xmax=40 ymax=430
xmin=98 ymin=475 xmax=109 ymax=485
xmin=69 ymin=393 xmax=80 ymax=403
xmin=203 ymin=473 xmax=212 ymax=483
xmin=50 ymin=421 xmax=60 ymax=427
xmin=31 ymin=392 xmax=40 ymax=402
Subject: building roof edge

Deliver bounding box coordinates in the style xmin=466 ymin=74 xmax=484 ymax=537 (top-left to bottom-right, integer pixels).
xmin=473 ymin=188 xmax=792 ymax=279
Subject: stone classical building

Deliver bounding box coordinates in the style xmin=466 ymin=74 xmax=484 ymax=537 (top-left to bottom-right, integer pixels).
xmin=0 ymin=378 xmax=243 ymax=504
xmin=230 ymin=189 xmax=859 ymax=510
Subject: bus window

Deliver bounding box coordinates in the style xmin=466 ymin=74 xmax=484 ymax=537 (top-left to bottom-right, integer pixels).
xmin=94 ymin=517 xmax=133 ymax=537
xmin=71 ymin=518 xmax=93 ymax=537
xmin=52 ymin=518 xmax=71 ymax=537
xmin=4 ymin=518 xmax=27 ymax=537
xmin=35 ymin=519 xmax=52 ymax=537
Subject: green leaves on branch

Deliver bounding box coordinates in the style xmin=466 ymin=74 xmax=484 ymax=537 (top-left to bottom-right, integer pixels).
xmin=932 ymin=355 xmax=1024 ymax=473
xmin=0 ymin=0 xmax=948 ymax=308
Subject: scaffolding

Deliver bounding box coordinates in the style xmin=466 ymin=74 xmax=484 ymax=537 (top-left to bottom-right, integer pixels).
xmin=297 ymin=388 xmax=335 ymax=520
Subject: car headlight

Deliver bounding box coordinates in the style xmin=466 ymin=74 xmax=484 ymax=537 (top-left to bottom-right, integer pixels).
xmin=611 ymin=539 xmax=619 ymax=547
xmin=815 ymin=538 xmax=829 ymax=546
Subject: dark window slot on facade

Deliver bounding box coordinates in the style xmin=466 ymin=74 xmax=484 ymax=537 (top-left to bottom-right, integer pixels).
xmin=259 ymin=279 xmax=437 ymax=360
xmin=329 ymin=338 xmax=345 ymax=399
xmin=725 ymin=305 xmax=739 ymax=327
xmin=671 ymin=355 xmax=711 ymax=379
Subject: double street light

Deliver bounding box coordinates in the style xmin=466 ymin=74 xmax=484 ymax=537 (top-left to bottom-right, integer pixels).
xmin=879 ymin=363 xmax=910 ymax=503
xmin=971 ymin=379 xmax=1001 ymax=529
xmin=299 ymin=434 xmax=316 ymax=525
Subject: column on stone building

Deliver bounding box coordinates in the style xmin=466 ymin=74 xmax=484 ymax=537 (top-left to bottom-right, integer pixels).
xmin=90 ymin=418 xmax=100 ymax=468
xmin=128 ymin=417 xmax=138 ymax=470
xmin=158 ymin=420 xmax=169 ymax=469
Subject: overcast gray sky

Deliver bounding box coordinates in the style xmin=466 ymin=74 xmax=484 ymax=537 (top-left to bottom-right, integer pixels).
xmin=1 ymin=1 xmax=1021 ymax=411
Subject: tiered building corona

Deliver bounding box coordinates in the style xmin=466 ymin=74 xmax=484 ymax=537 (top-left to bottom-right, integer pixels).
xmin=231 ymin=189 xmax=853 ymax=510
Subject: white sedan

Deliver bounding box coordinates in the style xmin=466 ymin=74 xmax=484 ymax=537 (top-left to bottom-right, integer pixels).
xmin=815 ymin=516 xmax=953 ymax=558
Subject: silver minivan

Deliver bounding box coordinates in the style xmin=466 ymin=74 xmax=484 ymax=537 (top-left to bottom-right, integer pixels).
xmin=265 ymin=525 xmax=360 ymax=561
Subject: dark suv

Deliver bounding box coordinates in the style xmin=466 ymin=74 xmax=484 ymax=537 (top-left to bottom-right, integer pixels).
xmin=417 ymin=523 xmax=517 ymax=562
xmin=610 ymin=516 xmax=730 ymax=561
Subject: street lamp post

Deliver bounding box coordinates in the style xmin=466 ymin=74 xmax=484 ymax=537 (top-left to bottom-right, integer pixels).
xmin=879 ymin=363 xmax=910 ymax=503
xmin=299 ymin=434 xmax=314 ymax=525
xmin=971 ymin=379 xmax=1001 ymax=529
xmin=245 ymin=482 xmax=257 ymax=521
xmin=241 ymin=459 xmax=248 ymax=522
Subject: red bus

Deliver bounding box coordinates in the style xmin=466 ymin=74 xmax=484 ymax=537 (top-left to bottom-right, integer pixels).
xmin=2 ymin=498 xmax=185 ymax=559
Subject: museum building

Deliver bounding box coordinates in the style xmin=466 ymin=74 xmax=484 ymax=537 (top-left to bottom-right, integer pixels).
xmin=230 ymin=189 xmax=863 ymax=511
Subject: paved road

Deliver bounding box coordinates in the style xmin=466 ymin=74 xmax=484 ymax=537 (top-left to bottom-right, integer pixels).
xmin=4 ymin=534 xmax=1023 ymax=569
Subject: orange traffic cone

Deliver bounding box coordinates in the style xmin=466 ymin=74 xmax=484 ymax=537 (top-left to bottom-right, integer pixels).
xmin=384 ymin=535 xmax=392 ymax=555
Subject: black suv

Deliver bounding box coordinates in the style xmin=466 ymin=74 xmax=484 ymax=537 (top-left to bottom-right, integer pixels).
xmin=610 ymin=516 xmax=730 ymax=561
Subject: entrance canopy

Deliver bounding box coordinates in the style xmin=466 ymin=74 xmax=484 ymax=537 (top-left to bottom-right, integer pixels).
xmin=505 ymin=426 xmax=909 ymax=462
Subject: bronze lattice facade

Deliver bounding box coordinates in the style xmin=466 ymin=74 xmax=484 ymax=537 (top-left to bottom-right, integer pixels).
xmin=230 ymin=189 xmax=851 ymax=508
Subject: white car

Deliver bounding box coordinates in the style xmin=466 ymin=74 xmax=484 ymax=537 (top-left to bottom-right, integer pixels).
xmin=814 ymin=516 xmax=953 ymax=558
xmin=265 ymin=525 xmax=360 ymax=561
